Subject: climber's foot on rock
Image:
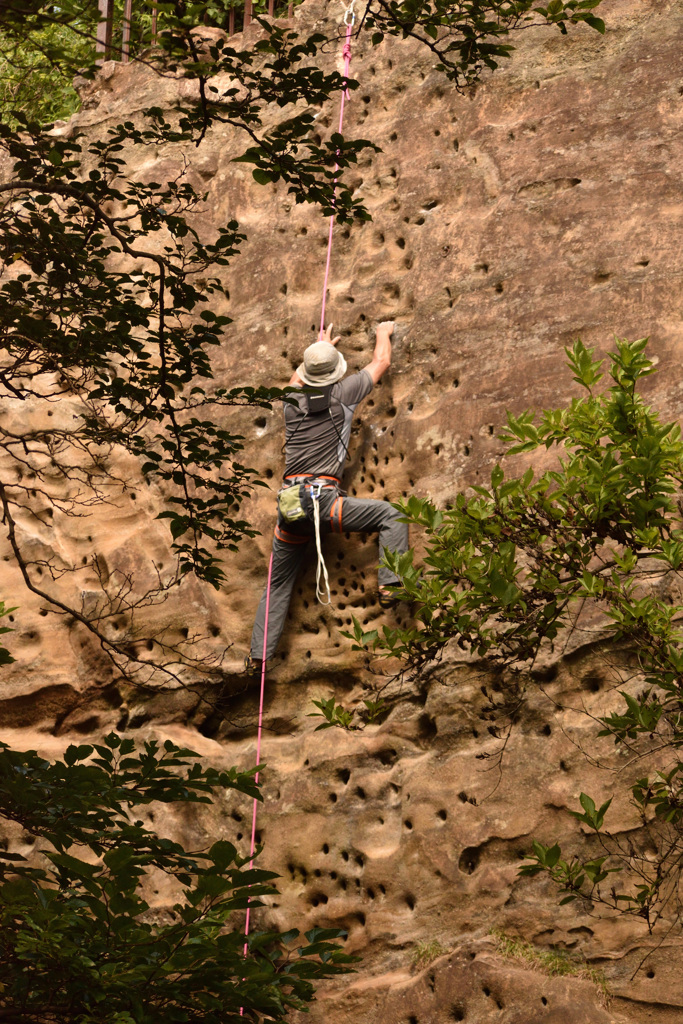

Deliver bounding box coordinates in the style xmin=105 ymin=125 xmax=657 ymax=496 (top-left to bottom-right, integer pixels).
xmin=244 ymin=655 xmax=263 ymax=677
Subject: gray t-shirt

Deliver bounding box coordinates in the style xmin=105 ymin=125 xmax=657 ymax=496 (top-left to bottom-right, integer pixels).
xmin=283 ymin=370 xmax=374 ymax=479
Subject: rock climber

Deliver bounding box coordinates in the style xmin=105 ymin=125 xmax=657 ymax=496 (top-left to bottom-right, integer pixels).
xmin=246 ymin=321 xmax=409 ymax=672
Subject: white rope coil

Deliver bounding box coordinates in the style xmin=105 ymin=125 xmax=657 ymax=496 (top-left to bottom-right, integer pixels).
xmin=312 ymin=494 xmax=331 ymax=605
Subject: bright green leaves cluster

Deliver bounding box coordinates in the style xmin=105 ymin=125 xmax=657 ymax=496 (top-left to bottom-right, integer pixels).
xmin=0 ymin=732 xmax=355 ymax=1022
xmin=309 ymin=696 xmax=356 ymax=730
xmin=520 ymin=837 xmax=614 ymax=906
xmin=571 ymin=792 xmax=613 ymax=831
xmin=308 ymin=696 xmax=388 ymax=730
xmin=520 ymin=796 xmax=619 ymax=908
xmin=364 ymin=0 xmax=605 ymax=88
xmin=357 ymin=338 xmax=683 ymax=929
xmin=534 ymin=0 xmax=605 ymax=35
xmin=633 ymin=766 xmax=683 ymax=825
xmin=365 ymin=339 xmax=683 ymax=670
xmin=0 ymin=19 xmax=92 ymax=125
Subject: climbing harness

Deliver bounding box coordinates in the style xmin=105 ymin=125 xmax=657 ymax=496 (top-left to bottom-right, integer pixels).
xmin=280 ymin=387 xmax=350 ymax=604
xmin=277 ymin=476 xmax=336 ymax=604
xmin=242 ymin=2 xmax=357 ymax=991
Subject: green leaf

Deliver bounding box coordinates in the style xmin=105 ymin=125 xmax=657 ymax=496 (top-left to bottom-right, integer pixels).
xmin=545 ymin=843 xmax=561 ymax=868
xmin=209 ymin=841 xmax=237 ymax=871
xmin=583 ymin=14 xmax=605 ymax=32
xmin=488 ymin=567 xmax=520 ymax=606
xmin=252 ymin=167 xmax=274 ymax=185
xmin=64 ymin=744 xmax=94 ymax=766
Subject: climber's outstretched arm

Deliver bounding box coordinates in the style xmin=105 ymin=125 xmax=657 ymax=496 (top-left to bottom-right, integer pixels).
xmin=364 ymin=321 xmax=394 ymax=384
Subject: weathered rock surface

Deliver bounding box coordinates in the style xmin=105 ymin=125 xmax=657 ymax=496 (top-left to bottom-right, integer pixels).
xmin=2 ymin=0 xmax=683 ymax=1020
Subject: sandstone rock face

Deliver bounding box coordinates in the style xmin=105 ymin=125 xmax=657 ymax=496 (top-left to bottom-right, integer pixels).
xmin=2 ymin=0 xmax=683 ymax=1021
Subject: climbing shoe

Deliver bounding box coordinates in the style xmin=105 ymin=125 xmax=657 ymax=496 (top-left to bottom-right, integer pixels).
xmin=244 ymin=655 xmax=263 ymax=677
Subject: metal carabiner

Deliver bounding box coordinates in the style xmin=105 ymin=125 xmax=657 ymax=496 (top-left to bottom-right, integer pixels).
xmin=343 ymin=0 xmax=356 ymax=26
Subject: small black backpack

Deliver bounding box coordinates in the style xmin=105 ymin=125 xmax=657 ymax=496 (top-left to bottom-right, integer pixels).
xmin=306 ymin=384 xmax=333 ymax=414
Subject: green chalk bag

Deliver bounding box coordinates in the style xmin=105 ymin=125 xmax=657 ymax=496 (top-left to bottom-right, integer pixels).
xmin=277 ymin=484 xmax=307 ymax=523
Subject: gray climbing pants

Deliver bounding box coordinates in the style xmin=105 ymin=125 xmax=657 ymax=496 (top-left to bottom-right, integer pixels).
xmin=250 ymin=486 xmax=409 ymax=661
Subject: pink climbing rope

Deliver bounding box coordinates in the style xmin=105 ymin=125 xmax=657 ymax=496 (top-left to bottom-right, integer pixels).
xmin=240 ymin=550 xmax=273 ymax=1014
xmin=319 ymin=15 xmax=355 ymax=338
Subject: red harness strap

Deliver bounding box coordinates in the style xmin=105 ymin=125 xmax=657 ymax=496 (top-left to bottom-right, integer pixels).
xmin=284 ymin=473 xmax=341 ymax=484
xmin=330 ymin=496 xmax=344 ymax=533
xmin=274 ymin=525 xmax=309 ymax=545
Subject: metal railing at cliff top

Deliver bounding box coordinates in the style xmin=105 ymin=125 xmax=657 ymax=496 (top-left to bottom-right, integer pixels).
xmin=95 ymin=0 xmax=296 ymax=64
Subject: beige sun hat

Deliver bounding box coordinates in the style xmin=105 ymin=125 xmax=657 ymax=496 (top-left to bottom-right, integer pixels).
xmin=297 ymin=341 xmax=347 ymax=386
